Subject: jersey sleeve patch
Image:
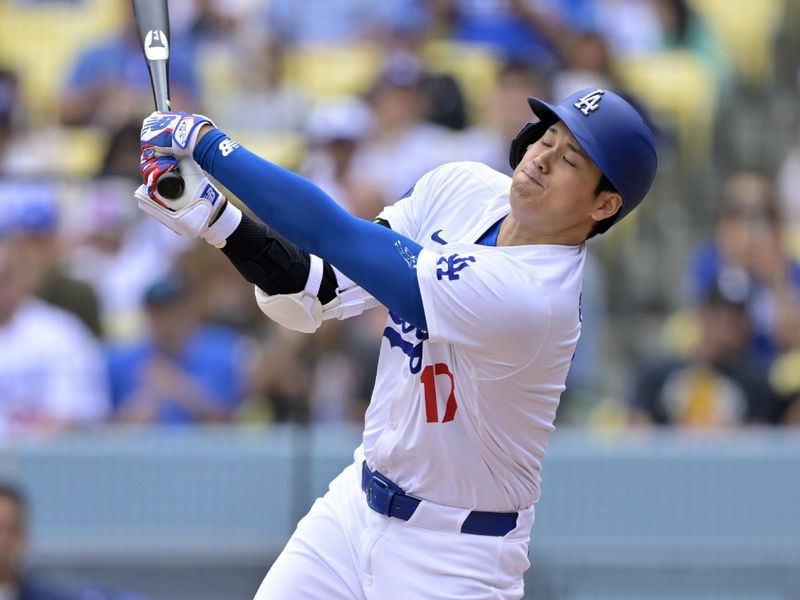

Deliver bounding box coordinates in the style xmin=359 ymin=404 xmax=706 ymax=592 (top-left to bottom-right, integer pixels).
xmin=435 ymin=253 xmax=476 ymax=280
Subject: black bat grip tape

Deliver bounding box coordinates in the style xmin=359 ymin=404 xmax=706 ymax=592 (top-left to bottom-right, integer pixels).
xmin=156 ymin=171 xmax=185 ymax=199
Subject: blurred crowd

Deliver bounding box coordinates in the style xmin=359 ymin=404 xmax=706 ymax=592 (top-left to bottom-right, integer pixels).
xmin=0 ymin=0 xmax=799 ymax=435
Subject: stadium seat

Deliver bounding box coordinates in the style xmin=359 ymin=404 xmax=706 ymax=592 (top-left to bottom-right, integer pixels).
xmin=687 ymin=0 xmax=785 ymax=87
xmin=785 ymin=225 xmax=800 ymax=263
xmin=282 ymin=44 xmax=381 ymax=99
xmin=660 ymin=308 xmax=701 ymax=358
xmin=0 ymin=0 xmax=124 ymax=121
xmin=58 ymin=127 xmax=108 ymax=177
xmin=614 ymin=51 xmax=716 ymax=164
xmin=195 ymin=41 xmax=246 ymax=117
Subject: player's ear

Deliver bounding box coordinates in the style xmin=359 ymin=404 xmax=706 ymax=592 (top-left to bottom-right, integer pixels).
xmin=591 ymin=191 xmax=622 ymax=222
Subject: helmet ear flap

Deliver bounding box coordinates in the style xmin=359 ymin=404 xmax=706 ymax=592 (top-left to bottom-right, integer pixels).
xmin=508 ymin=120 xmax=550 ymax=170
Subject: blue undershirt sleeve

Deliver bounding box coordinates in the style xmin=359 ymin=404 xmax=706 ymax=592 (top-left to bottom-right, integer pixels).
xmin=195 ymin=129 xmax=428 ymax=330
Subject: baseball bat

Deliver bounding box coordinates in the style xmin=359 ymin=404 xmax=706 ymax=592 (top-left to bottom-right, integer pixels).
xmin=131 ymin=0 xmax=185 ymax=200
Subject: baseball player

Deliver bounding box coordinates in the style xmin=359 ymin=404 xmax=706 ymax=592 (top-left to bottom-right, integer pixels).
xmin=135 ymin=87 xmax=657 ymax=599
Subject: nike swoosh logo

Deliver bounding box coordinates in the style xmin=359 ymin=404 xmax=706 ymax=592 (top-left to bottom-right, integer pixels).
xmin=431 ymin=229 xmax=447 ymax=245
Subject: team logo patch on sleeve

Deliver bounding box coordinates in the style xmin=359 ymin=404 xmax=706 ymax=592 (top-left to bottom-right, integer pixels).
xmin=436 ymin=254 xmax=476 ymax=281
xmin=395 ymin=241 xmax=418 ymax=269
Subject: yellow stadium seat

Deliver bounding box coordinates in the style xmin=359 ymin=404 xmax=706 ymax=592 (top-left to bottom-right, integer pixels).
xmin=769 ymin=349 xmax=800 ymax=397
xmin=195 ymin=41 xmax=243 ymax=116
xmin=661 ymin=308 xmax=701 ymax=359
xmin=785 ymin=225 xmax=800 ymax=263
xmin=687 ymin=0 xmax=784 ymax=87
xmin=614 ymin=51 xmax=716 ymax=163
xmin=58 ymin=126 xmax=108 ymax=177
xmin=422 ymin=40 xmax=500 ymax=123
xmin=0 ymin=0 xmax=125 ymax=121
xmin=282 ymin=44 xmax=381 ymax=99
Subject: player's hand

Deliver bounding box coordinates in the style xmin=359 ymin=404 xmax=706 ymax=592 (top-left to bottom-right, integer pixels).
xmin=140 ymin=110 xmax=215 ymax=158
xmin=135 ymin=155 xmax=242 ymax=247
xmin=139 ymin=146 xmax=180 ymax=204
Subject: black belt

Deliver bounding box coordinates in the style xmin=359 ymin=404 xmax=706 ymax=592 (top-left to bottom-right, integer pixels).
xmin=360 ymin=461 xmax=518 ymax=537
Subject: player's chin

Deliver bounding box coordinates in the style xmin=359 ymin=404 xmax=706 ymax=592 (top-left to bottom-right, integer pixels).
xmin=511 ymin=180 xmax=545 ymax=204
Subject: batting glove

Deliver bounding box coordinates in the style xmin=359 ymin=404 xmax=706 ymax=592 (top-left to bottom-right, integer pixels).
xmin=139 ymin=147 xmax=181 ymax=206
xmin=140 ymin=110 xmax=215 ymax=158
xmin=134 ymin=157 xmax=242 ymax=248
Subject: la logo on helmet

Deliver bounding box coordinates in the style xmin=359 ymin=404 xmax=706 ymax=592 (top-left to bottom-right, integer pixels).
xmin=573 ymin=89 xmax=605 ymax=116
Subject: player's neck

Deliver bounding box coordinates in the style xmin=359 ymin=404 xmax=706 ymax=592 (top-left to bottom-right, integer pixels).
xmin=497 ymin=215 xmax=585 ymax=247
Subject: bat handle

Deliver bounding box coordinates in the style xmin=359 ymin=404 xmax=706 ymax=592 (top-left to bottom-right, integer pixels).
xmin=156 ymin=170 xmax=185 ymax=199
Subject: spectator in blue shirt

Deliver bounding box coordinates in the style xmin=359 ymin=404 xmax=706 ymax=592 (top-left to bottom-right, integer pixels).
xmin=684 ymin=170 xmax=800 ymax=362
xmin=431 ymin=0 xmax=597 ymax=66
xmin=58 ymin=13 xmax=199 ymax=127
xmin=108 ymin=274 xmax=247 ymax=425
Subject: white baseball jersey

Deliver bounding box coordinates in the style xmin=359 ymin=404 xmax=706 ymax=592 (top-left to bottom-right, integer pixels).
xmin=254 ymin=161 xmax=587 ymax=600
xmin=358 ymin=161 xmax=586 ymax=512
xmin=0 ymin=298 xmax=110 ymax=435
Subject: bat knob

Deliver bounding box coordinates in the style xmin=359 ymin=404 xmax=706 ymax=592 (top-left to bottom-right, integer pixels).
xmin=156 ymin=171 xmax=185 ymax=200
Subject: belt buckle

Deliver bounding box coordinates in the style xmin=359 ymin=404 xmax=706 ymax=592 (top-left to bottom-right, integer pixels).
xmin=366 ymin=474 xmax=396 ymax=516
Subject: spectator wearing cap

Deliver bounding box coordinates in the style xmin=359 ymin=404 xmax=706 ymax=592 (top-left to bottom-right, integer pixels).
xmin=107 ymin=274 xmax=248 ymax=425
xmin=301 ymin=96 xmax=384 ymax=218
xmin=629 ymin=274 xmax=782 ymax=427
xmin=0 ymin=69 xmax=62 ymax=177
xmin=0 ymin=182 xmax=102 ymax=337
xmin=455 ymin=61 xmax=551 ymax=174
xmin=349 ymin=54 xmax=455 ymax=204
xmin=684 ymin=170 xmax=800 ymax=362
xmin=0 ymin=238 xmax=110 ymax=436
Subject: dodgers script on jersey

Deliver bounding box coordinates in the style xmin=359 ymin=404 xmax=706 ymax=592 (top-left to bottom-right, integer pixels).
xmin=361 ymin=161 xmax=586 ymax=512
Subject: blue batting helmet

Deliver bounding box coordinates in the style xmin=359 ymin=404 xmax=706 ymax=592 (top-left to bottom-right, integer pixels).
xmin=509 ymin=88 xmax=657 ymax=226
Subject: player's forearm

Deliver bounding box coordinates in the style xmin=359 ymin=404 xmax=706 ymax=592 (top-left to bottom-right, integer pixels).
xmin=196 ymin=129 xmax=362 ymax=253
xmin=194 ymin=129 xmax=428 ymax=329
xmin=221 ymin=211 xmax=338 ymax=303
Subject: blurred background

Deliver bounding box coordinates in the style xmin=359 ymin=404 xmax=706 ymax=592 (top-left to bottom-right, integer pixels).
xmin=0 ymin=0 xmax=799 ymax=598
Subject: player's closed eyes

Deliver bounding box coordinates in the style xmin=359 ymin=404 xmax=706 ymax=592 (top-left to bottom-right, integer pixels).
xmin=540 ymin=140 xmax=577 ymax=167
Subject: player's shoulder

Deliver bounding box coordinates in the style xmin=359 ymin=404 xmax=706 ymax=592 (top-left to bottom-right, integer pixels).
xmin=422 ymin=161 xmax=511 ymax=196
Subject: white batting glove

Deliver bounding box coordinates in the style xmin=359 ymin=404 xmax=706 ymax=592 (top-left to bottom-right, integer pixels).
xmin=140 ymin=111 xmax=215 ymax=158
xmin=134 ymin=158 xmax=242 ymax=248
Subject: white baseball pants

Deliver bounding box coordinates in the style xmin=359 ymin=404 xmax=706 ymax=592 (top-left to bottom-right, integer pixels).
xmin=253 ymin=461 xmax=534 ymax=600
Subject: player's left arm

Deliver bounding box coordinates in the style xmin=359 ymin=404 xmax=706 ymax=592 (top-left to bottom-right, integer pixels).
xmin=191 ymin=125 xmax=428 ymax=330
xmin=224 ymin=211 xmax=383 ymax=333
